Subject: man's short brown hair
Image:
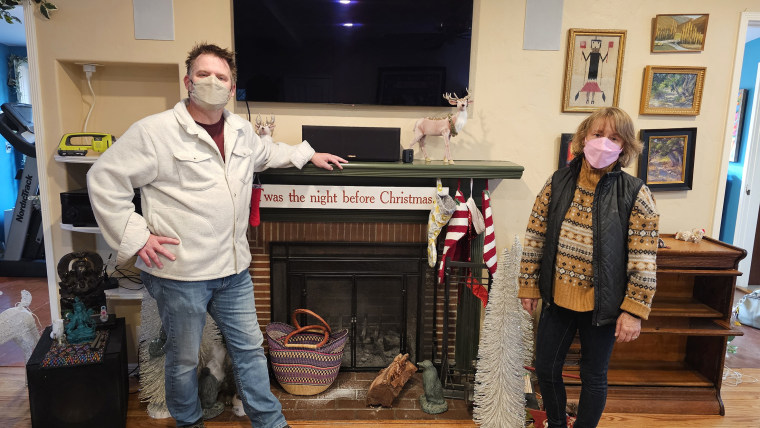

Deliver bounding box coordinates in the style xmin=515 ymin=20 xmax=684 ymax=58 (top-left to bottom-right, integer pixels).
xmin=185 ymin=43 xmax=237 ymax=83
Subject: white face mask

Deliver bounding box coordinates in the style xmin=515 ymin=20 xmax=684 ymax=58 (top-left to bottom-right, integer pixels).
xmin=189 ymin=75 xmax=231 ymax=111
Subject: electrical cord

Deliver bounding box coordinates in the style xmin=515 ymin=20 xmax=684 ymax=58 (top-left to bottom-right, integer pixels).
xmin=83 ymin=65 xmax=97 ymax=132
xmin=723 ymin=366 xmax=759 ymax=386
xmin=108 ymin=264 xmax=144 ymax=290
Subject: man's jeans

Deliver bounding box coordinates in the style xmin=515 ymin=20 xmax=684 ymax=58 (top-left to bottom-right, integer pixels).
xmin=534 ymin=304 xmax=616 ymax=428
xmin=142 ymin=269 xmax=287 ymax=428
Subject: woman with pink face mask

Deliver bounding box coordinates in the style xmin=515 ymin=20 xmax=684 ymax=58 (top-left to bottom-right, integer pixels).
xmin=518 ymin=107 xmax=659 ymax=428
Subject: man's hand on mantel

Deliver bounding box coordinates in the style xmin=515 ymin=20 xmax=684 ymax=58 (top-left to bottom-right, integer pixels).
xmin=311 ymin=152 xmax=347 ymax=170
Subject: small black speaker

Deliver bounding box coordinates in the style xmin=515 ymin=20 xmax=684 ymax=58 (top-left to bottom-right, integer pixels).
xmin=402 ymin=149 xmax=414 ymax=163
xmin=61 ymin=188 xmax=141 ymax=227
xmin=26 ymin=318 xmax=128 ymax=428
xmin=302 ymin=125 xmax=400 ymax=162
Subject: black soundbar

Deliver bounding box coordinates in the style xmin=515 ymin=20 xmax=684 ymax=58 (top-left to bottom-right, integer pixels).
xmin=302 ymin=125 xmax=400 ymax=162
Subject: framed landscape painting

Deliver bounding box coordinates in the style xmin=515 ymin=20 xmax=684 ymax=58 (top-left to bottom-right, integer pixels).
xmin=652 ymin=14 xmax=708 ymax=53
xmin=562 ymin=29 xmax=626 ymax=113
xmin=638 ymin=128 xmax=696 ymax=191
xmin=640 ymin=66 xmax=706 ymax=116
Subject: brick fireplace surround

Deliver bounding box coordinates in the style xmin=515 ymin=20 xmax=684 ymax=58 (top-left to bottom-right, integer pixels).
xmin=248 ymin=221 xmax=428 ymax=339
xmin=242 ymin=160 xmax=522 ymax=422
xmin=248 ymin=222 xmax=461 ymax=421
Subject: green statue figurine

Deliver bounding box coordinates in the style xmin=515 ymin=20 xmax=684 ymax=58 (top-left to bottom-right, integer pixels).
xmin=418 ymin=360 xmax=448 ymax=414
xmin=65 ymin=297 xmax=96 ymax=344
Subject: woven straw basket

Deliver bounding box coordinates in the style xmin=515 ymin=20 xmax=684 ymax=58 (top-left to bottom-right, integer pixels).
xmin=265 ymin=309 xmax=348 ymax=395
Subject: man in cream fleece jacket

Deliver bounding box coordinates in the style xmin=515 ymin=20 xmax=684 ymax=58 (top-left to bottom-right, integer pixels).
xmin=87 ymin=44 xmax=346 ymax=428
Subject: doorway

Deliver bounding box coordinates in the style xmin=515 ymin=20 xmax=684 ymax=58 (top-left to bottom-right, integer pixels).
xmin=0 ymin=6 xmax=35 ymax=276
xmin=719 ymin=13 xmax=760 ymax=291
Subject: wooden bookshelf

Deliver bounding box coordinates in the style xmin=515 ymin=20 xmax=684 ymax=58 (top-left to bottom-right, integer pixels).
xmin=565 ymin=235 xmax=746 ymax=415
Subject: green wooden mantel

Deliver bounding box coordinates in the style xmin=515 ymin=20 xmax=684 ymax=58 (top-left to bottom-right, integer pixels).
xmin=261 ymin=159 xmax=524 ymax=179
xmin=258 ymin=159 xmax=524 ymax=222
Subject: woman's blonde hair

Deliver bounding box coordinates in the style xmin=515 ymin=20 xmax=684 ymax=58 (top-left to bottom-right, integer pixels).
xmin=570 ymin=107 xmax=642 ymax=167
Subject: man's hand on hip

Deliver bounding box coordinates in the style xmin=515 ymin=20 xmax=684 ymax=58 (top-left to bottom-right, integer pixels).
xmin=138 ymin=234 xmax=180 ymax=269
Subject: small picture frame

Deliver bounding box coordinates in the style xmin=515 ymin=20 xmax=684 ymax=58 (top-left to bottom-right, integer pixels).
xmin=638 ymin=128 xmax=696 ymax=191
xmin=651 ymin=14 xmax=708 ymax=53
xmin=729 ymin=89 xmax=749 ymax=163
xmin=562 ymin=29 xmax=626 ymax=113
xmin=558 ymin=133 xmax=575 ymax=169
xmin=639 ymin=66 xmax=706 ymax=116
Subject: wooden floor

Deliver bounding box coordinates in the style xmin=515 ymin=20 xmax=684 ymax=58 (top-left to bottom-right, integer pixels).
xmin=2 ymin=366 xmax=759 ymax=427
xmin=3 ymin=277 xmax=760 ymax=427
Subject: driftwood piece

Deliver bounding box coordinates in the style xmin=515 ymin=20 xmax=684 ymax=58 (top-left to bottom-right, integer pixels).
xmin=366 ymin=353 xmax=418 ymax=407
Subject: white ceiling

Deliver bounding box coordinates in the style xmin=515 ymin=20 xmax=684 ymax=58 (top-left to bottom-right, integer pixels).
xmin=0 ymin=7 xmax=26 ymax=47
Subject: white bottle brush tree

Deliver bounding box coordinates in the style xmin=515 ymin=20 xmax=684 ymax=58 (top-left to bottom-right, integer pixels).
xmin=473 ymin=236 xmax=534 ymax=428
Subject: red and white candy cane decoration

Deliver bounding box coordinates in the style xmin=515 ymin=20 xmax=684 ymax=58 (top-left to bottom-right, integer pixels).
xmin=482 ymin=183 xmax=497 ymax=276
xmin=437 ymin=185 xmax=469 ymax=284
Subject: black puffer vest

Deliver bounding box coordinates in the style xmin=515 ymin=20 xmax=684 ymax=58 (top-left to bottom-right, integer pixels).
xmin=538 ymin=156 xmax=644 ymax=326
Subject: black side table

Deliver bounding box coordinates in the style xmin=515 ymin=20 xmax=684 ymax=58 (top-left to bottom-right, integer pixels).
xmin=26 ymin=317 xmax=128 ymax=428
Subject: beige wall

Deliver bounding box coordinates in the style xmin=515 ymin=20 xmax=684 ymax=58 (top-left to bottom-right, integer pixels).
xmin=30 ymin=1 xmax=759 ymax=317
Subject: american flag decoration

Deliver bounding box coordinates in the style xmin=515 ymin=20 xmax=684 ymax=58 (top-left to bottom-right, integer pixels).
xmin=482 ymin=184 xmax=497 ymax=276
xmin=437 ymin=185 xmax=469 ymax=284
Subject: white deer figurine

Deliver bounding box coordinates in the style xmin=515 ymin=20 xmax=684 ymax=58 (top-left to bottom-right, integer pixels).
xmin=0 ymin=290 xmax=40 ymax=363
xmin=409 ymin=89 xmax=473 ymax=164
xmin=254 ymin=114 xmax=276 ymax=139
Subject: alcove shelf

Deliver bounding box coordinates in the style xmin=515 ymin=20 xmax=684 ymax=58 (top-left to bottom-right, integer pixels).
xmin=60 ymin=224 xmax=100 ymax=234
xmin=54 ymin=154 xmax=100 ymax=164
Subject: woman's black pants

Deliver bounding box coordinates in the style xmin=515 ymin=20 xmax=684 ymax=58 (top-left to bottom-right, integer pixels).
xmin=534 ymin=304 xmax=617 ymax=428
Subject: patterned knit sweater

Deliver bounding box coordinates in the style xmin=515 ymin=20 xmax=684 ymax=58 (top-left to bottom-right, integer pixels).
xmin=517 ymin=161 xmax=659 ymax=319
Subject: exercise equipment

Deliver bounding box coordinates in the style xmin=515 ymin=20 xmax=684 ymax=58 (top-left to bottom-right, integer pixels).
xmin=0 ymin=102 xmax=45 ymax=276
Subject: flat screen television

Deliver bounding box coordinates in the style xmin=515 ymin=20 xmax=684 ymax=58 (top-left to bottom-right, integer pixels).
xmin=232 ymin=0 xmax=474 ymax=107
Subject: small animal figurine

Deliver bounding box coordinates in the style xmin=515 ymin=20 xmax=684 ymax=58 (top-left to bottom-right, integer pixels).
xmin=409 ymin=89 xmax=473 ymax=164
xmin=254 ymin=114 xmax=276 ymax=138
xmin=418 ymin=359 xmax=448 ymax=414
xmin=231 ymin=394 xmax=245 ymax=417
xmin=675 ymin=228 xmax=705 ymax=243
xmin=198 ymin=367 xmax=225 ymax=420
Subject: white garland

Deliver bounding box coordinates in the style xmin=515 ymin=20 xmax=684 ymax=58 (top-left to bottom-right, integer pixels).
xmin=0 ymin=290 xmax=40 ymax=363
xmin=473 ymin=236 xmax=534 ymax=428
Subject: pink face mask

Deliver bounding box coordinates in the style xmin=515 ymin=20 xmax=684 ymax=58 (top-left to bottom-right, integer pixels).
xmin=583 ymin=137 xmax=622 ymax=169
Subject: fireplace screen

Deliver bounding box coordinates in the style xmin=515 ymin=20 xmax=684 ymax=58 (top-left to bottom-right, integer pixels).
xmin=270 ymin=242 xmax=427 ymax=370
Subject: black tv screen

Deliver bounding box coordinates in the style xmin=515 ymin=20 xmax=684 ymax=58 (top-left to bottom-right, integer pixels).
xmin=232 ymin=0 xmax=474 ymax=107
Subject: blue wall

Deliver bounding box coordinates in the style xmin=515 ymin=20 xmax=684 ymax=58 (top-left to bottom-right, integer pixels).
xmin=720 ymin=37 xmax=760 ymax=243
xmin=0 ymin=43 xmax=28 ymax=246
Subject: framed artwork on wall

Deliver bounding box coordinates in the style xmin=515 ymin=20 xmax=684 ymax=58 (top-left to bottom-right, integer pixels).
xmin=651 ymin=14 xmax=709 ymax=53
xmin=562 ymin=29 xmax=626 ymax=113
xmin=558 ymin=133 xmax=575 ymax=168
xmin=638 ymin=128 xmax=696 ymax=191
xmin=639 ymin=66 xmax=706 ymax=116
xmin=729 ymin=89 xmax=749 ymax=163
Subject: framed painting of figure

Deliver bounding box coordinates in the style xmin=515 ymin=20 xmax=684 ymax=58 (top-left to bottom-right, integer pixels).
xmin=562 ymin=29 xmax=626 ymax=113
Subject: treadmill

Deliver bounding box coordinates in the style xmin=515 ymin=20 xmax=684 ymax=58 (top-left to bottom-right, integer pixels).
xmin=0 ymin=102 xmax=46 ymax=277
